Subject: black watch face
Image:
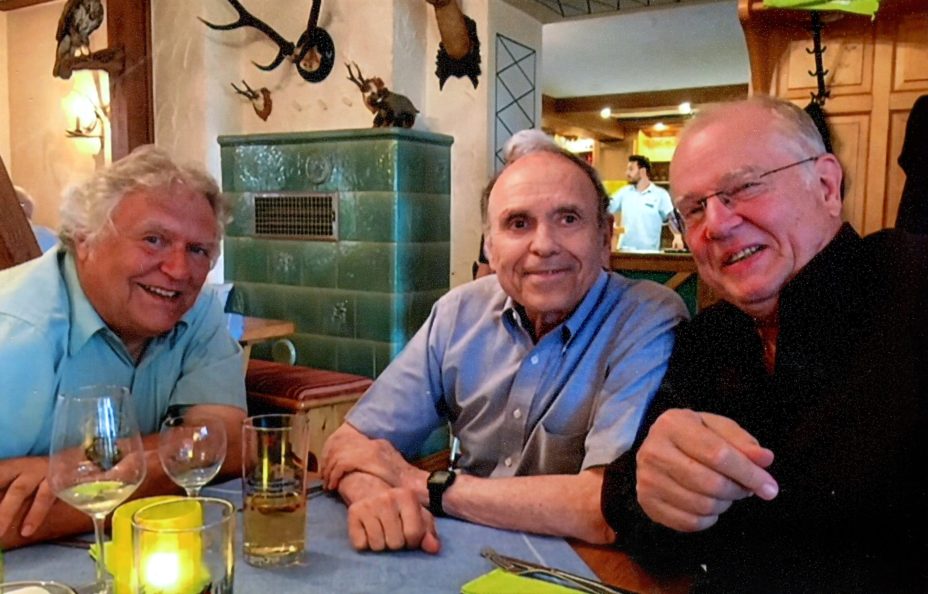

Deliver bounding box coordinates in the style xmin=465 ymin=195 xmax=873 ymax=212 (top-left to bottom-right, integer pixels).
xmin=429 ymin=470 xmax=453 ymax=486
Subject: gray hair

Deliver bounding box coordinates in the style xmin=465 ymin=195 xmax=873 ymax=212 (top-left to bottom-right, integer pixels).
xmin=58 ymin=145 xmax=229 ymax=249
xmin=481 ymin=132 xmax=610 ymax=230
xmin=679 ymin=95 xmax=827 ymax=160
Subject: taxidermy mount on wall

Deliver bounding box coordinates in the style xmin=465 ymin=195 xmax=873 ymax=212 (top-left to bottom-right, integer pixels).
xmin=200 ymin=0 xmax=335 ymax=83
xmin=346 ymin=62 xmax=418 ymax=129
xmin=53 ymin=0 xmax=124 ymax=79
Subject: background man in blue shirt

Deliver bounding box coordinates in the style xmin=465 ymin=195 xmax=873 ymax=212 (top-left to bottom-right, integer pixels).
xmin=610 ymin=155 xmax=683 ymax=251
xmin=322 ymin=144 xmax=687 ymax=554
xmin=0 ymin=146 xmax=246 ymax=548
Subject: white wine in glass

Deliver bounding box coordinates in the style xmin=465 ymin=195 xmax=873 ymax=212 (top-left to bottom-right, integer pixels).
xmin=48 ymin=385 xmax=146 ymax=594
xmin=158 ymin=411 xmax=226 ymax=497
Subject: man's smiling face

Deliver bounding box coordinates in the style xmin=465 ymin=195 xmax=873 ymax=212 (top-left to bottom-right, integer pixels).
xmin=486 ymin=151 xmax=612 ymax=338
xmin=75 ymin=183 xmax=219 ymax=355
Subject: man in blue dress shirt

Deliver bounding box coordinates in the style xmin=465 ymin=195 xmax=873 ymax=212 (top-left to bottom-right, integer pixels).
xmin=0 ymin=146 xmax=246 ymax=548
xmin=322 ymin=143 xmax=688 ymax=554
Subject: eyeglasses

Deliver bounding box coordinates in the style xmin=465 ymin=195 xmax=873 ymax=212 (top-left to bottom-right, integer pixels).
xmin=671 ymin=155 xmax=822 ymax=232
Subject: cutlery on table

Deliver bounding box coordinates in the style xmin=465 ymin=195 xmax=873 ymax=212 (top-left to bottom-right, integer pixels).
xmin=480 ymin=546 xmax=635 ymax=594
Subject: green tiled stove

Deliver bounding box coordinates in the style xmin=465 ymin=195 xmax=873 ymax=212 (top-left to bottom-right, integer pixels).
xmin=219 ymin=129 xmax=453 ymax=378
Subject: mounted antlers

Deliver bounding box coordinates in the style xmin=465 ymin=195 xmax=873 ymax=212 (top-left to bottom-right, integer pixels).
xmin=231 ymin=80 xmax=273 ymax=121
xmin=200 ymin=0 xmax=334 ymax=83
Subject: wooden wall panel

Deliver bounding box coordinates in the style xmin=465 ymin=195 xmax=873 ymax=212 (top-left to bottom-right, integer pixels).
xmin=741 ymin=0 xmax=928 ymax=236
xmin=893 ymin=16 xmax=928 ymax=92
xmin=828 ymin=115 xmax=870 ymax=231
xmin=778 ymin=25 xmax=872 ymax=99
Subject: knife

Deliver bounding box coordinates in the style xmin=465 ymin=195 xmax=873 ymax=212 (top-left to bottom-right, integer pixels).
xmin=480 ymin=546 xmax=636 ymax=594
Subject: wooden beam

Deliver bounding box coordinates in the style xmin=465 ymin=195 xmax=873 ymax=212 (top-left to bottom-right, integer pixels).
xmin=107 ymin=0 xmax=154 ymax=159
xmin=0 ymin=0 xmax=56 ymax=11
xmin=0 ymin=156 xmax=41 ymax=271
xmin=547 ymin=84 xmax=749 ymax=115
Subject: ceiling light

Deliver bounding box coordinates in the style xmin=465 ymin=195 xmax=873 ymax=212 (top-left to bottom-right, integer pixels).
xmin=600 ymin=107 xmax=612 ymax=119
xmin=678 ymin=102 xmax=692 ymax=115
xmin=653 ymin=122 xmax=667 ymax=131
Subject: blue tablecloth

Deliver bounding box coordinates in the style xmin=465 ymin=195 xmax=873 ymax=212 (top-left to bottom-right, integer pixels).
xmin=5 ymin=481 xmax=597 ymax=593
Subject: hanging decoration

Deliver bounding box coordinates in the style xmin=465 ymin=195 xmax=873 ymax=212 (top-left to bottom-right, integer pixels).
xmin=200 ymin=0 xmax=335 ymax=83
xmin=53 ymin=0 xmax=124 ymax=79
xmin=345 ymin=62 xmax=419 ymax=129
xmin=426 ymin=0 xmax=481 ymax=89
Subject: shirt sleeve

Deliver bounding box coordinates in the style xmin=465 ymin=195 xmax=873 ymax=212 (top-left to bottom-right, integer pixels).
xmin=582 ymin=283 xmax=688 ymax=469
xmin=0 ymin=314 xmax=60 ymax=457
xmin=658 ymin=187 xmax=675 ymax=220
xmin=169 ymin=290 xmax=247 ymax=412
xmin=609 ymin=190 xmax=623 ymax=215
xmin=345 ymin=298 xmax=450 ymax=459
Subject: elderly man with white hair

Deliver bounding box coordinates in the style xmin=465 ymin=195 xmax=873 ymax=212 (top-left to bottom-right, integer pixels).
xmin=602 ymin=96 xmax=928 ymax=592
xmin=0 ymin=146 xmax=246 ymax=548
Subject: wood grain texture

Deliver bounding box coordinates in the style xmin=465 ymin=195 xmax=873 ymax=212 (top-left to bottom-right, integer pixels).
xmin=0 ymin=156 xmax=41 ymax=271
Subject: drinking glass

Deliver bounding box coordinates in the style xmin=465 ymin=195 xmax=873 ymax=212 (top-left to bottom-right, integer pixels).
xmin=48 ymin=385 xmax=146 ymax=594
xmin=158 ymin=412 xmax=226 ymax=497
xmin=241 ymin=414 xmax=310 ymax=567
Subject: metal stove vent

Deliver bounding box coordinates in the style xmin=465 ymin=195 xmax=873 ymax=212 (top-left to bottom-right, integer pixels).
xmin=253 ymin=192 xmax=338 ymax=240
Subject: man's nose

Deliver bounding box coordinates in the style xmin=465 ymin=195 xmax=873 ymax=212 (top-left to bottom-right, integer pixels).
xmin=702 ymin=195 xmax=741 ymax=240
xmin=160 ymin=246 xmax=193 ymax=280
xmin=529 ymin=222 xmax=561 ymax=255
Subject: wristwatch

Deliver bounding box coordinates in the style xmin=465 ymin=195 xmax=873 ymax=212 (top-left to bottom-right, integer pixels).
xmin=427 ymin=469 xmax=457 ymax=517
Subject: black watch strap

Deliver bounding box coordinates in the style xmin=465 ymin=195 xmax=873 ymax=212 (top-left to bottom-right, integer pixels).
xmin=427 ymin=469 xmax=457 ymax=517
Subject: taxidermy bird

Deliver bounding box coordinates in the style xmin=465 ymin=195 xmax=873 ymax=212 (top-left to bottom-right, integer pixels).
xmin=53 ymin=0 xmax=104 ymax=79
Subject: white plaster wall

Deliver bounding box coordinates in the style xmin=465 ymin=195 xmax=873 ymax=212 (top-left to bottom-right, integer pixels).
xmin=5 ymin=1 xmax=107 ymax=229
xmin=0 ymin=11 xmax=10 ymax=169
xmin=153 ymin=0 xmax=504 ymax=287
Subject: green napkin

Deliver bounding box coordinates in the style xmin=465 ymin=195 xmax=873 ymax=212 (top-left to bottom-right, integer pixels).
xmin=762 ymin=0 xmax=880 ymax=17
xmin=461 ymin=568 xmax=583 ymax=593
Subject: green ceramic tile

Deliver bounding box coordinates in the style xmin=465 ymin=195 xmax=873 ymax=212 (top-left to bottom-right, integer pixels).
xmin=395 ymin=243 xmax=450 ymax=292
xmin=396 ymin=193 xmax=450 ymax=243
xmin=405 ymin=289 xmax=447 ymax=339
xmin=395 ymin=142 xmax=451 ymax=194
xmin=335 ymin=338 xmax=377 ymax=378
xmin=317 ymin=291 xmax=356 ymax=338
xmin=355 ymin=292 xmax=394 ymax=342
xmin=224 ymin=192 xmax=254 ymax=238
xmin=224 ymin=238 xmax=269 ymax=284
xmin=373 ymin=342 xmax=395 ymax=377
xmin=338 ymin=192 xmax=396 ymax=243
xmin=337 ymin=241 xmax=393 ymax=292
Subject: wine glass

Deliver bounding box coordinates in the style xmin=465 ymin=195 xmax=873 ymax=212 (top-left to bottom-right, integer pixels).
xmin=48 ymin=385 xmax=146 ymax=594
xmin=157 ymin=411 xmax=226 ymax=496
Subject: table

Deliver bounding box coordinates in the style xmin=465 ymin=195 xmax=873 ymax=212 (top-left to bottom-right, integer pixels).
xmin=4 ymin=483 xmax=603 ymax=593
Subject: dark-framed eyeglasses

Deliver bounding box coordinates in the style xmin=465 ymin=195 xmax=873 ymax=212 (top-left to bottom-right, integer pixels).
xmin=671 ymin=155 xmax=822 ymax=232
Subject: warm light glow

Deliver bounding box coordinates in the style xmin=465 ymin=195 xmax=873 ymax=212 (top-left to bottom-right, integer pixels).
xmin=678 ymin=102 xmax=692 ymax=115
xmin=600 ymin=107 xmax=612 ymax=119
xmin=143 ymin=551 xmax=182 ymax=588
xmin=554 ymin=134 xmax=595 ymax=154
xmin=653 ymin=122 xmax=668 ymax=131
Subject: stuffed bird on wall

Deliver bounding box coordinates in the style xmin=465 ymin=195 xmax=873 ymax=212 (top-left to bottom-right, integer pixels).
xmin=53 ymin=0 xmax=104 ymax=79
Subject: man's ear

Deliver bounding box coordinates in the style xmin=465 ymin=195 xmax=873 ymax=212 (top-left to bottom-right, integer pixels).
xmin=816 ymin=153 xmax=844 ymax=219
xmin=484 ymin=232 xmax=497 ymax=270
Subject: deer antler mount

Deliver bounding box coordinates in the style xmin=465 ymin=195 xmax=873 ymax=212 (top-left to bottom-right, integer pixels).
xmin=200 ymin=0 xmax=335 ymax=83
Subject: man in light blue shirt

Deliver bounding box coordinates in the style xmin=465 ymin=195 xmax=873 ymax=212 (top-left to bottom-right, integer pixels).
xmin=322 ymin=143 xmax=688 ymax=554
xmin=0 ymin=146 xmax=246 ymax=548
xmin=610 ymin=155 xmax=683 ymax=251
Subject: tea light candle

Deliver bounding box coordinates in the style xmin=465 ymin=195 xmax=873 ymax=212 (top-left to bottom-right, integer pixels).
xmin=111 ymin=496 xmax=203 ymax=594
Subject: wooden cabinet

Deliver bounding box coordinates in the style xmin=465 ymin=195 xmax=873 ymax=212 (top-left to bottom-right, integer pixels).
xmin=739 ymin=0 xmax=928 ymax=234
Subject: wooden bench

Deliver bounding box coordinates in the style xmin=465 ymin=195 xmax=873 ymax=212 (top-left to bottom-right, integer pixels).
xmin=245 ymin=359 xmax=372 ymax=469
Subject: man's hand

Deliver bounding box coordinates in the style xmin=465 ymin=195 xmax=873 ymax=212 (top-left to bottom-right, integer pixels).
xmin=635 ymin=409 xmax=778 ymax=533
xmin=671 ymin=232 xmax=685 ymax=251
xmin=347 ymin=487 xmax=441 ymax=554
xmin=0 ymin=457 xmax=58 ymax=538
xmin=321 ymin=424 xmax=424 ymax=493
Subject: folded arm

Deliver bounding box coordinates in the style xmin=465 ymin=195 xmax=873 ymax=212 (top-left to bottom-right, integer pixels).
xmin=323 ymin=423 xmax=615 ymax=546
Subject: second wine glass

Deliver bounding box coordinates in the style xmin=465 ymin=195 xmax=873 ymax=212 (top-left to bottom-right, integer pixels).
xmin=158 ymin=411 xmax=227 ymax=496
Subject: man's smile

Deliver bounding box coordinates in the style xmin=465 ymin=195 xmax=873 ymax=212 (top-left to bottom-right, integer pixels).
xmin=139 ymin=283 xmax=182 ymax=300
xmin=723 ymin=245 xmax=765 ymax=267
